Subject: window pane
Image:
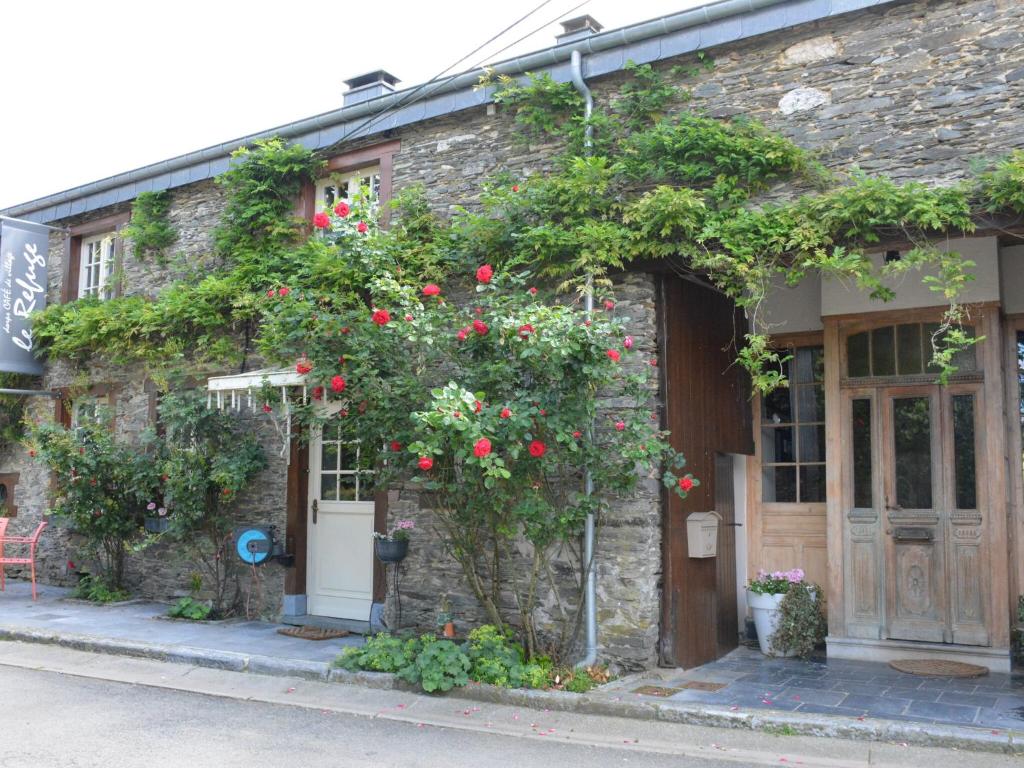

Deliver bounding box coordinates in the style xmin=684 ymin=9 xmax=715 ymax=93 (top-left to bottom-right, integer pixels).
xmin=798 ymin=424 xmax=825 ymax=462
xmin=848 ymin=332 xmax=870 ymax=377
xmin=320 ymin=475 xmax=338 ymax=501
xmin=799 ymin=465 xmax=826 ymax=503
xmin=794 ymin=348 xmax=823 ymax=384
xmin=952 ymin=395 xmax=977 ymax=509
xmin=338 ymin=444 xmax=355 ymax=471
xmin=893 ymin=397 xmax=932 ymax=509
xmin=797 ymin=384 xmax=825 ymax=423
xmin=763 ymin=465 xmax=796 ymax=503
xmin=952 ymin=325 xmax=977 ymax=372
xmin=852 ymin=398 xmax=873 ymax=508
xmin=338 ymin=474 xmax=357 ymax=501
xmin=871 ymin=326 xmax=895 ymax=376
xmin=762 ymin=384 xmax=793 ymax=424
xmin=896 ymin=324 xmax=923 ymax=375
xmin=321 ymin=442 xmax=338 ymax=471
xmin=761 ymin=426 xmax=794 ymax=463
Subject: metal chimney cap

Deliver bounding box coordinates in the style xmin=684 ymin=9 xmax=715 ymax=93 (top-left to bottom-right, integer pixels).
xmin=343 ymin=70 xmax=401 ymax=90
xmin=558 ymin=14 xmax=604 ymax=38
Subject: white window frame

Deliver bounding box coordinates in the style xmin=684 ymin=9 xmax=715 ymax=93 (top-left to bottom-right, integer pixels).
xmin=78 ymin=232 xmax=117 ymax=300
xmin=70 ymin=396 xmax=104 ymax=436
xmin=315 ymin=165 xmax=381 ymax=211
xmin=317 ymin=423 xmax=374 ymax=503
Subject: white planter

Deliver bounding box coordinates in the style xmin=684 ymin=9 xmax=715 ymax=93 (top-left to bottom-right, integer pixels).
xmin=748 ymin=590 xmax=796 ymax=657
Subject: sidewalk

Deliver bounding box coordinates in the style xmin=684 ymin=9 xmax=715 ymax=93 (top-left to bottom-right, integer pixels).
xmin=2 ymin=579 xmax=1023 ymax=754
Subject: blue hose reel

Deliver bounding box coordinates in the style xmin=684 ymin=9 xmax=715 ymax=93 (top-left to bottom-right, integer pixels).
xmin=233 ymin=525 xmax=292 ymax=566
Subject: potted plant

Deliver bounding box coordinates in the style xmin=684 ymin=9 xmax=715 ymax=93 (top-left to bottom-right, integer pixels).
xmin=437 ymin=594 xmax=455 ymax=638
xmin=143 ymin=501 xmax=170 ymax=533
xmin=747 ymin=568 xmax=820 ymax=657
xmin=373 ymin=519 xmax=415 ymax=562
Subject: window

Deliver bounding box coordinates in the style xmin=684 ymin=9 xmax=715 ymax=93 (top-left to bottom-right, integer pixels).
xmin=315 ymin=166 xmax=380 ymax=211
xmin=78 ymin=232 xmax=116 ymax=300
xmin=761 ymin=346 xmax=825 ymax=503
xmin=71 ymin=396 xmax=104 ymax=435
xmin=846 ymin=322 xmax=976 ymax=378
xmin=319 ymin=423 xmax=374 ymax=502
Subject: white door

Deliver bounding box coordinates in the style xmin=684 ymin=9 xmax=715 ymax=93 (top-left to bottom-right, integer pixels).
xmin=307 ymin=410 xmax=375 ymax=620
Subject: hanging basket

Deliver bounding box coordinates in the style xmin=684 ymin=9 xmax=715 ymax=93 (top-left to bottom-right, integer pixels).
xmin=375 ymin=538 xmax=409 ymax=563
xmin=144 ymin=516 xmax=171 ymax=534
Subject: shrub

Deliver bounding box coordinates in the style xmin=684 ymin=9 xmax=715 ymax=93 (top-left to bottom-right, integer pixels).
xmin=167 ymin=596 xmax=212 ymax=621
xmin=464 ymin=624 xmax=547 ymax=688
xmin=334 ymin=633 xmax=421 ymax=674
xmin=771 ymin=583 xmax=826 ymax=659
xmin=73 ymin=574 xmax=130 ymax=604
xmin=399 ymin=638 xmax=471 ymax=693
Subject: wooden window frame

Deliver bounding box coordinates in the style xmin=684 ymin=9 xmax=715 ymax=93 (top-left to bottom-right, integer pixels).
xmin=297 ymin=139 xmax=400 ymax=228
xmin=62 ymin=212 xmax=130 ymax=304
xmin=54 ymin=384 xmax=120 ymax=430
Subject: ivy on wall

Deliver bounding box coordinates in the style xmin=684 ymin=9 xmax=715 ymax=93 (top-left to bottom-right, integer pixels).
xmin=121 ymin=190 xmax=177 ymax=262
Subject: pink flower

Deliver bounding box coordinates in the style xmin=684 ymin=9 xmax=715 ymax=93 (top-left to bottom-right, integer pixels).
xmin=623 ymin=335 xmax=634 ymax=350
xmin=356 ymin=221 xmax=368 ymax=234
xmin=330 ymin=375 xmax=346 ymax=393
xmin=296 ymin=357 xmax=313 ymax=375
xmin=649 ymin=358 xmax=658 ymax=367
xmin=528 ymin=287 xmax=537 ymax=295
xmin=405 ymin=314 xmax=414 ymax=322
xmin=263 ymin=403 xmax=273 ymax=413
xmin=476 ymin=264 xmax=493 ymax=284
xmin=456 ymin=328 xmax=468 ymax=341
xmin=518 ymin=324 xmax=534 ymax=338
xmin=606 ymin=349 xmax=621 ymax=362
xmin=334 ymin=201 xmax=350 ymax=217
xmin=528 ymin=440 xmax=546 ymax=458
xmin=266 ymin=289 xmax=275 ymax=298
xmin=418 ymin=456 xmax=433 ymax=471
xmin=678 ymin=476 xmax=694 ymax=492
xmin=313 ymin=212 xmax=330 ymax=229
xmin=615 ymin=421 xmax=625 ymax=431
xmin=473 ymin=438 xmax=492 ymax=458
xmin=423 ymin=284 xmax=441 ymax=296
xmin=278 ymin=287 xmax=290 ymax=297
xmin=371 ymin=309 xmax=391 ymax=326
xmin=604 ymin=299 xmax=615 ymax=311
xmin=473 ymin=318 xmax=489 ymax=336
xmin=500 ymin=407 xmax=511 ymax=419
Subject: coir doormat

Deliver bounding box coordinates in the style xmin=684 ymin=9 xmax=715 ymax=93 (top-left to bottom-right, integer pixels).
xmin=889 ymin=659 xmax=988 ymax=678
xmin=277 ymin=626 xmax=350 ymax=641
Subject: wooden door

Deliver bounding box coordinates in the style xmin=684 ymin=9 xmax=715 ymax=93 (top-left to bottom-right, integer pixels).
xmin=307 ymin=414 xmax=375 ymax=620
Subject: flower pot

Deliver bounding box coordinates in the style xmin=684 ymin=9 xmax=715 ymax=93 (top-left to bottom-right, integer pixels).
xmin=374 ymin=538 xmax=408 ymax=563
xmin=144 ymin=516 xmax=171 ymax=534
xmin=442 ymin=621 xmax=455 ymax=639
xmin=748 ymin=590 xmax=795 ymax=657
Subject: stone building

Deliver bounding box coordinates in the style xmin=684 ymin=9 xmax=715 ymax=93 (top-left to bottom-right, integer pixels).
xmin=3 ymin=0 xmax=1024 ymax=672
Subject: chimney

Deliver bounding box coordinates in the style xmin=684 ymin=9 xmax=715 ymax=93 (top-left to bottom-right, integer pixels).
xmin=343 ymin=70 xmax=400 ymax=107
xmin=556 ymin=15 xmax=603 ymax=45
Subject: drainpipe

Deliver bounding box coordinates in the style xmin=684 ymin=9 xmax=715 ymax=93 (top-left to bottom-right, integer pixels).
xmin=570 ymin=48 xmax=598 ymax=669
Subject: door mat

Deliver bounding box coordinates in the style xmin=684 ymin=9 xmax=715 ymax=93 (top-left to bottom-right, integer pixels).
xmin=632 ymin=685 xmax=682 ymax=697
xmin=889 ymin=659 xmax=988 ymax=678
xmin=277 ymin=626 xmax=350 ymax=641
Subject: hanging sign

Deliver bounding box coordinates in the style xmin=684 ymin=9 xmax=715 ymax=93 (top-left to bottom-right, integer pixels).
xmin=0 ymin=218 xmax=49 ymax=374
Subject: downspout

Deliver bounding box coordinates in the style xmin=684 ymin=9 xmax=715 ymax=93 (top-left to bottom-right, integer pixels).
xmin=570 ymin=48 xmax=598 ymax=669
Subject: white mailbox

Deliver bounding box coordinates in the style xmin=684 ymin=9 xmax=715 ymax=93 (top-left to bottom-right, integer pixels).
xmin=686 ymin=511 xmax=722 ymax=558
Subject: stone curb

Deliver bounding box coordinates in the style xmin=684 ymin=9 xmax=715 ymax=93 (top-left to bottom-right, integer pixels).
xmin=1 ymin=626 xmax=1020 ymax=754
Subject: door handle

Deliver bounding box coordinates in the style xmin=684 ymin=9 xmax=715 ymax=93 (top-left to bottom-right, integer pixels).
xmin=723 ymin=522 xmax=743 ymax=527
xmin=312 ymin=499 xmax=318 ymax=525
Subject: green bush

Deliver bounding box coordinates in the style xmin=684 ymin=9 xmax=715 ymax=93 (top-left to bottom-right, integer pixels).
xmin=167 ymin=596 xmax=212 ymax=621
xmin=771 ymin=583 xmax=826 ymax=659
xmin=73 ymin=574 xmax=130 ymax=604
xmin=334 ymin=633 xmax=421 ymax=674
xmin=465 ymin=624 xmax=547 ymax=688
xmin=399 ymin=638 xmax=471 ymax=693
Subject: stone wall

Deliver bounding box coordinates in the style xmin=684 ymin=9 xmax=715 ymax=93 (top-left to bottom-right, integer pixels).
xmin=7 ymin=0 xmax=1024 ymax=669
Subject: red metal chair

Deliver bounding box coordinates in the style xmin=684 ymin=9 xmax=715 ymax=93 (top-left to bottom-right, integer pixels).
xmin=0 ymin=521 xmax=48 ymax=600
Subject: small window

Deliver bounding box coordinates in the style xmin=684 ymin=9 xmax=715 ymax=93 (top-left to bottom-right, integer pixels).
xmin=78 ymin=233 xmax=117 ymax=300
xmin=762 ymin=346 xmax=826 ymax=503
xmin=319 ymin=422 xmax=373 ymax=502
xmin=71 ymin=397 xmax=105 ymax=435
xmin=315 ymin=166 xmax=381 ymax=211
xmin=846 ymin=323 xmax=976 ymax=378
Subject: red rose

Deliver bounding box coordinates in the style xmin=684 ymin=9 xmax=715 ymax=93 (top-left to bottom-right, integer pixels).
xmin=456 ymin=328 xmax=468 ymax=341
xmin=615 ymin=421 xmax=625 ymax=431
xmin=418 ymin=456 xmax=433 ymax=471
xmin=296 ymin=357 xmax=313 ymax=375
xmin=623 ymin=335 xmax=634 ymax=350
xmin=266 ymin=289 xmax=275 ymax=298
xmin=221 ymin=488 xmax=231 ymax=496
xmin=473 ymin=438 xmax=492 ymax=458
xmin=500 ymin=407 xmax=511 ymax=419
xmin=313 ymin=212 xmax=330 ymax=229
xmin=454 ymin=411 xmax=462 ymax=419
xmin=341 ymin=327 xmax=351 ymax=334
xmin=474 ymin=400 xmax=483 ymax=414
xmin=330 ymin=375 xmax=346 ymax=393
xmin=390 ymin=441 xmax=402 ymax=452
xmin=606 ymin=349 xmax=621 ymax=362
xmin=371 ymin=309 xmax=391 ymax=326
xmin=584 ymin=320 xmax=592 ymax=327
xmin=405 ymin=314 xmax=414 ymax=322
xmin=473 ymin=318 xmax=489 ymax=335
xmin=528 ymin=440 xmax=546 ymax=458
xmin=334 ymin=201 xmax=350 ymax=217
xmin=649 ymin=358 xmax=658 ymax=367
xmin=476 ymin=264 xmax=494 ymax=284
xmin=278 ymin=287 xmax=290 ymax=297
xmin=357 ymin=221 xmax=368 ymax=234
xmin=512 ymin=184 xmax=519 ymax=192
xmin=539 ymin=408 xmax=547 ymax=416
xmin=678 ymin=476 xmax=694 ymax=492
xmin=604 ymin=299 xmax=615 ymax=311
xmin=312 ymin=386 xmax=324 ymax=400
xmin=572 ymin=430 xmax=582 ymax=439
xmin=518 ymin=324 xmax=534 ymax=338
xmin=528 ymin=287 xmax=537 ymax=295
xmin=262 ymin=403 xmax=273 ymax=413
xmin=423 ymin=284 xmax=441 ymax=296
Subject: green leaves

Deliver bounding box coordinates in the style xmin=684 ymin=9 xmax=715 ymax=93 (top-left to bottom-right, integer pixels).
xmin=122 ymin=190 xmax=177 ymax=262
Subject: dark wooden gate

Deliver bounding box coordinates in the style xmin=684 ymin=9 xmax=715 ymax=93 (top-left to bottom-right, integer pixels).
xmin=659 ymin=275 xmax=752 ymax=668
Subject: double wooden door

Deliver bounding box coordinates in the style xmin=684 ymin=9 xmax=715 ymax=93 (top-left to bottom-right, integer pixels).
xmin=846 ymin=383 xmax=988 ymax=645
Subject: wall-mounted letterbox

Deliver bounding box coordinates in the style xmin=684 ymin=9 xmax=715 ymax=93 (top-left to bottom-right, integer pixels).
xmin=686 ymin=511 xmax=722 ymax=558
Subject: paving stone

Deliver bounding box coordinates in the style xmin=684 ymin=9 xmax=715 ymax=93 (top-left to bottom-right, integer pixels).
xmin=906 ymin=700 xmax=980 ymax=724
xmin=841 ymin=694 xmax=912 ymax=717
xmin=937 ymin=691 xmax=1000 ymax=709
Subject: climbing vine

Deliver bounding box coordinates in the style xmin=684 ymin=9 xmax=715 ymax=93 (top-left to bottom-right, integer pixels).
xmin=121 ymin=190 xmax=177 ymax=262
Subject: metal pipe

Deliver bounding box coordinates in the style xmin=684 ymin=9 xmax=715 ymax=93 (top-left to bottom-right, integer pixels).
xmin=0 ymin=388 xmax=58 ymax=397
xmin=570 ymin=48 xmax=598 ymax=670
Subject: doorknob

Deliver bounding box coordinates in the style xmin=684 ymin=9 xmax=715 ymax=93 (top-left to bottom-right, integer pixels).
xmin=312 ymin=499 xmax=318 ymax=525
